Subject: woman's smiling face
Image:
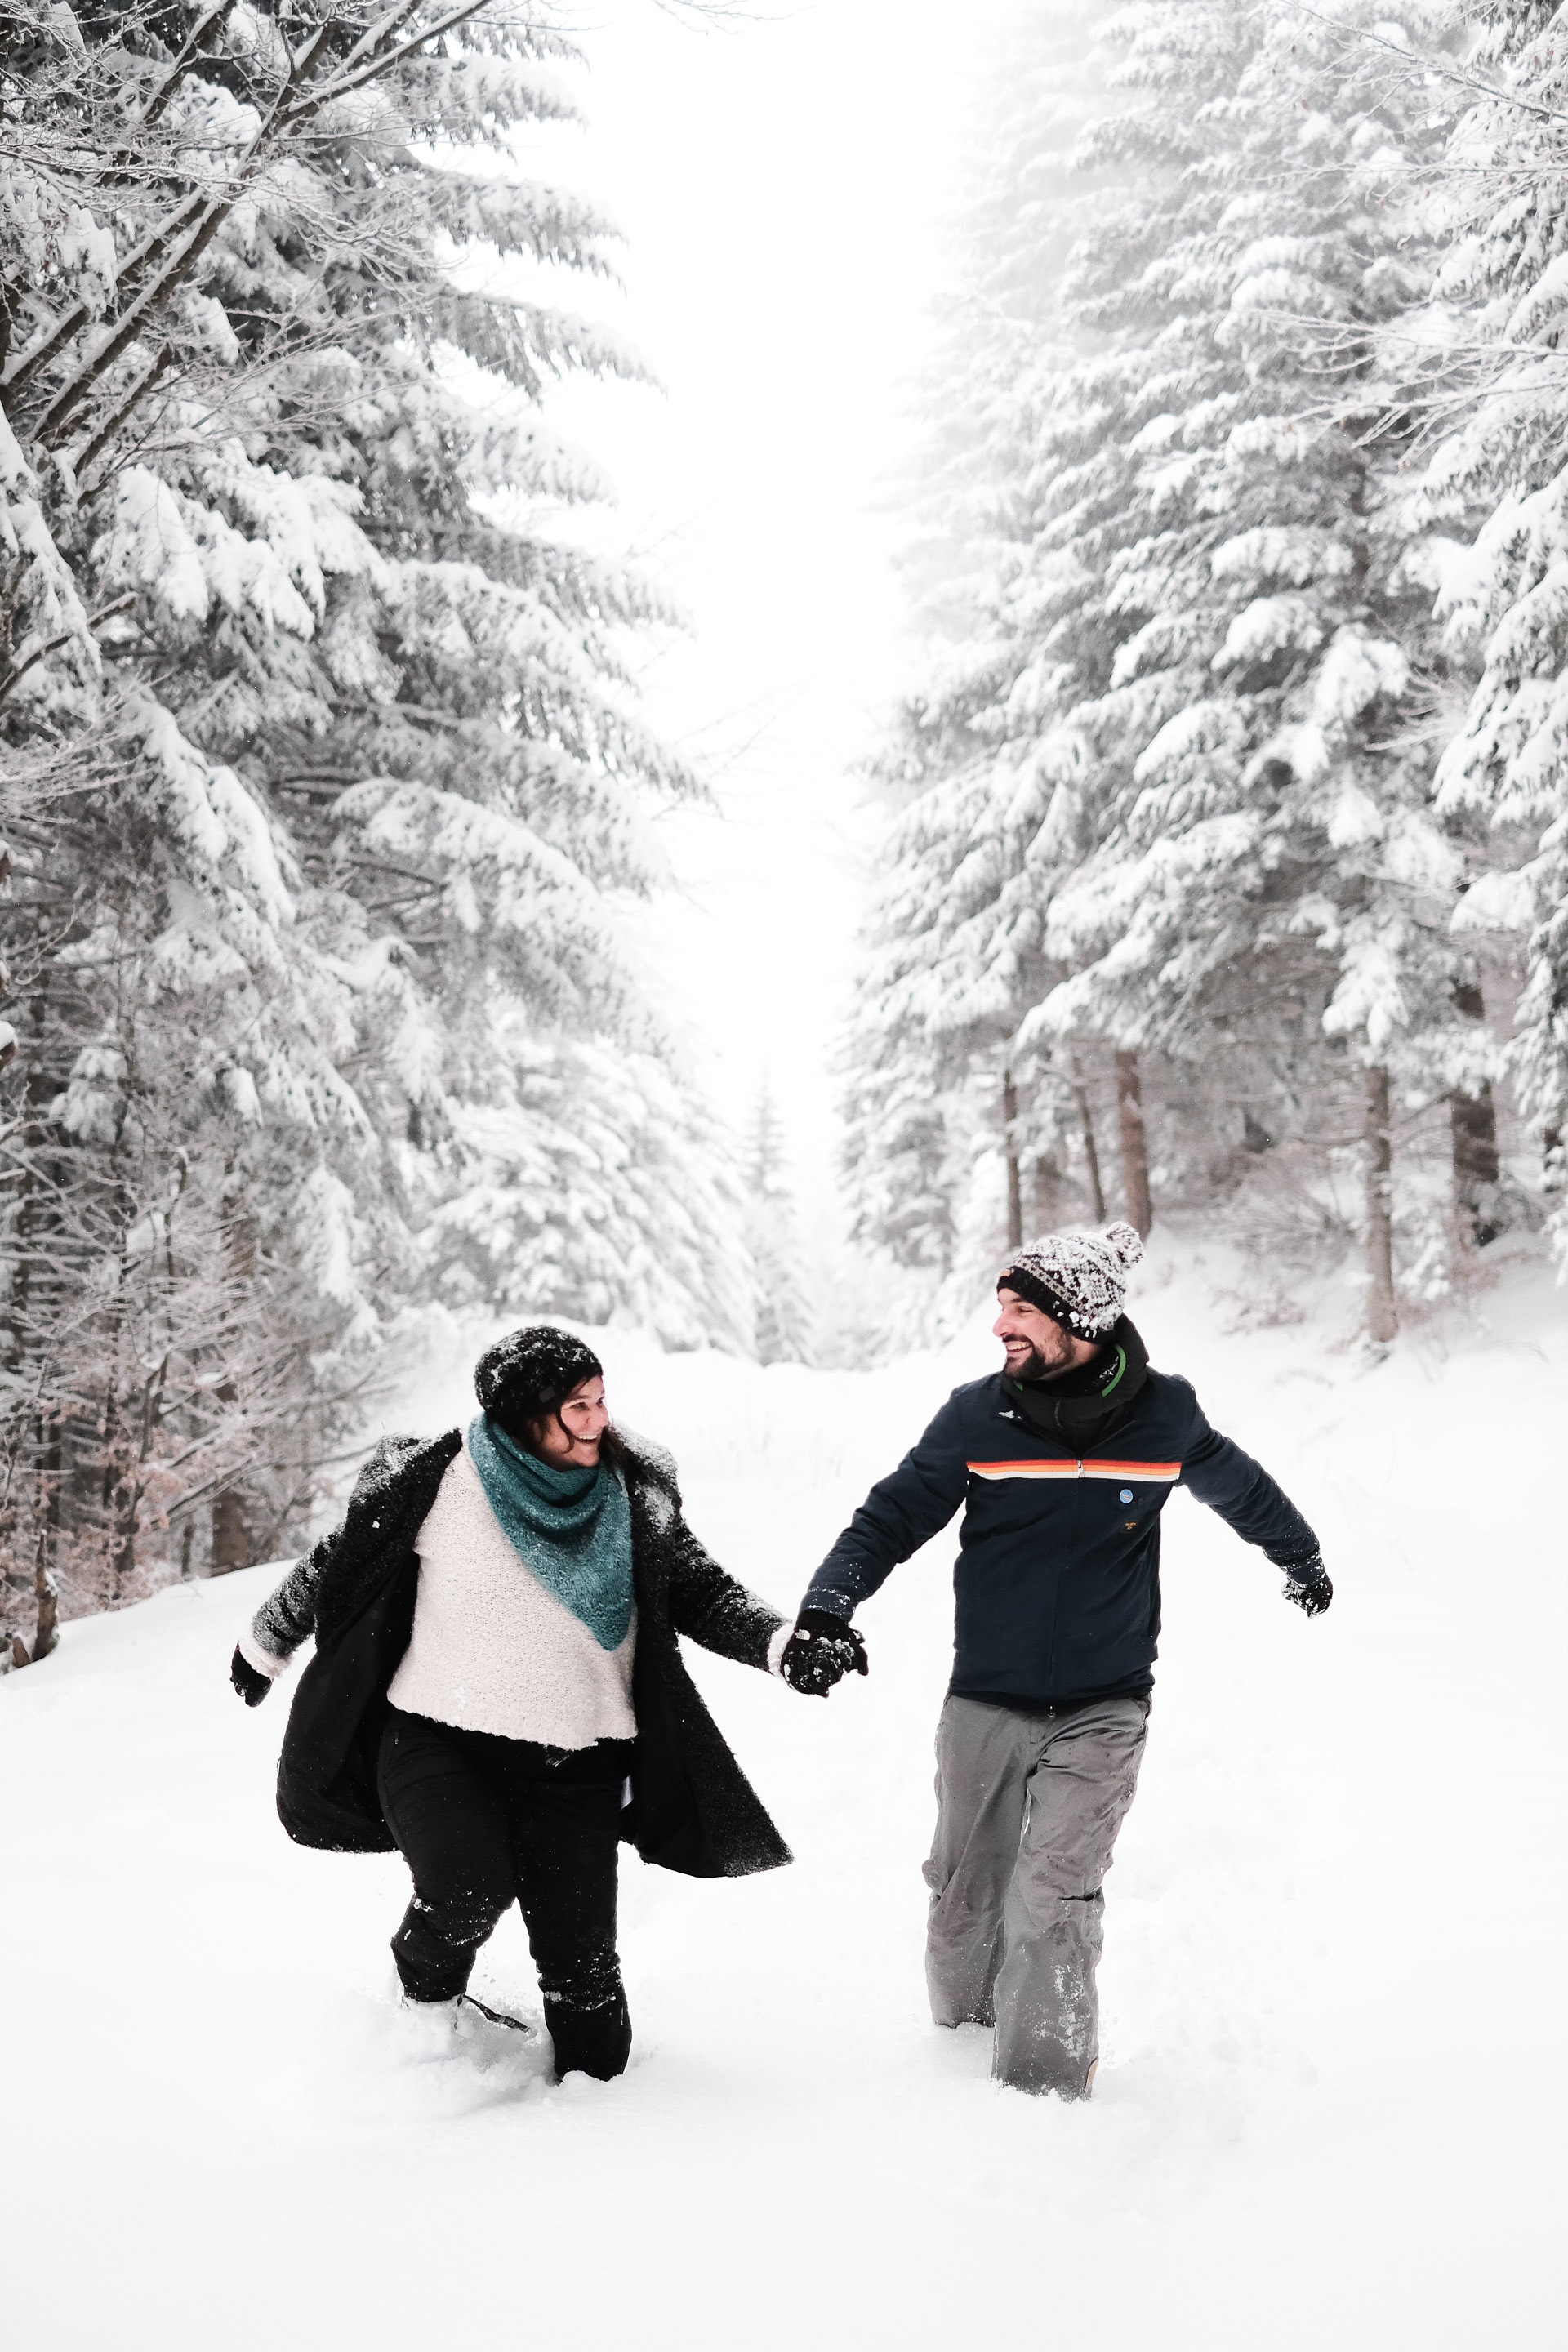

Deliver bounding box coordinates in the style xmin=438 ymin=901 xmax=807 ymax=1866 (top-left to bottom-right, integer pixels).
xmin=532 ymin=1374 xmax=609 ymax=1466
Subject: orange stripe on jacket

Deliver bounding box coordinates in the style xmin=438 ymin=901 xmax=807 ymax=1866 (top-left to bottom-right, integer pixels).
xmin=965 ymin=1459 xmax=1182 ymax=1481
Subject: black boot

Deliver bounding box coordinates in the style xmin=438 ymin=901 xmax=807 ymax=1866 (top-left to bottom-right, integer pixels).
xmin=545 ymin=1979 xmax=632 ymax=2081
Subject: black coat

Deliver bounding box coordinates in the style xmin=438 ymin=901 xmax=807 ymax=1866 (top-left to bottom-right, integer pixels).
xmin=258 ymin=1429 xmax=792 ymax=1878
xmin=805 ymin=1365 xmax=1319 ymax=1708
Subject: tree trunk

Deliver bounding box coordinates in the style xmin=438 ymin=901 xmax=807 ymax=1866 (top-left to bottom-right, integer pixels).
xmin=100 ymin=1386 xmax=139 ymax=1598
xmin=2 ymin=984 xmax=61 ymax=1650
xmin=98 ymin=1105 xmax=140 ymax=1600
xmin=32 ymin=1557 xmax=58 ymax=1664
xmin=1450 ymin=981 xmax=1500 ymax=1245
xmin=1002 ymin=1071 xmax=1023 ymax=1251
xmin=1071 ymin=1058 xmax=1106 ymax=1221
xmin=1363 ymin=1062 xmax=1397 ymax=1343
xmin=209 ymin=1183 xmax=255 ymax=1575
xmin=1450 ymin=1086 xmax=1500 ymax=1241
xmin=18 ymin=1409 xmax=61 ymax=1666
xmin=1031 ymin=1150 xmax=1063 ymax=1233
xmin=210 ymin=1440 xmax=250 ymax=1575
xmin=0 ymin=996 xmax=42 ymax=1642
xmin=1115 ymin=1049 xmax=1153 ymax=1238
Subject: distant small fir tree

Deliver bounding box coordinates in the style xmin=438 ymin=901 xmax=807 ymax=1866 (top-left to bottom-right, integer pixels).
xmin=744 ymin=1082 xmax=814 ymax=1365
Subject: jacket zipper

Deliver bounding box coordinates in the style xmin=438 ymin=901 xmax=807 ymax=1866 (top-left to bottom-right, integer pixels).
xmin=998 ymin=1404 xmax=1094 ymax=1687
xmin=1000 ymin=1405 xmax=1085 ymax=1477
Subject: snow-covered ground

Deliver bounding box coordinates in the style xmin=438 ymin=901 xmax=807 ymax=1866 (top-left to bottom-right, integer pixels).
xmin=3 ymin=1243 xmax=1564 ymax=2350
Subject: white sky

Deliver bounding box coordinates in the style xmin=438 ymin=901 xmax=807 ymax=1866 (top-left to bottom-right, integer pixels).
xmin=516 ymin=0 xmax=1006 ymax=1222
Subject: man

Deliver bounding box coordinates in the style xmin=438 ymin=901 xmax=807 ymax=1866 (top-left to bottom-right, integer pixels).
xmin=791 ymin=1222 xmax=1329 ymax=2099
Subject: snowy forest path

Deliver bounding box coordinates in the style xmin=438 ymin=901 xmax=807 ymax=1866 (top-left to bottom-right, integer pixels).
xmin=2 ymin=1255 xmax=1563 ymax=2350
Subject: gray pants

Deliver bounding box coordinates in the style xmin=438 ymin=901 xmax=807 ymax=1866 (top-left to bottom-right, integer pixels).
xmin=924 ymin=1692 xmax=1150 ymax=2096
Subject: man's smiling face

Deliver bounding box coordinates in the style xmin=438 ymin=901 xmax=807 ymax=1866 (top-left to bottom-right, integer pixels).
xmin=993 ymin=1286 xmax=1083 ymax=1379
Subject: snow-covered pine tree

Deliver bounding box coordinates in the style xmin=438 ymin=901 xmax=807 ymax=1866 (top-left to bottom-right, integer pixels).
xmin=843 ymin=5 xmax=1123 ymax=1275
xmin=2 ymin=0 xmax=421 ymax=1642
xmin=426 ymin=1027 xmax=754 ymax=1352
xmin=82 ymin=0 xmax=751 ymax=1352
xmin=1417 ymin=2 xmax=1568 ymax=1263
xmin=743 ymin=1080 xmax=813 ymax=1365
xmin=1022 ymin=0 xmax=1486 ymax=1335
xmin=0 ymin=2 xmax=746 ymax=1658
xmin=853 ymin=0 xmax=1501 ymax=1335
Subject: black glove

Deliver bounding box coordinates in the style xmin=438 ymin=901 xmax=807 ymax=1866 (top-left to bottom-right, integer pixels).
xmin=778 ymin=1607 xmax=869 ymax=1697
xmin=1282 ymin=1564 xmax=1332 ymax=1618
xmin=230 ymin=1645 xmax=274 ymax=1705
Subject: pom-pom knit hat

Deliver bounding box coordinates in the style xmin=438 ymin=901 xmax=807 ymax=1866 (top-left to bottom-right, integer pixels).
xmin=474 ymin=1325 xmax=604 ymax=1425
xmin=997 ymin=1222 xmax=1145 ymax=1338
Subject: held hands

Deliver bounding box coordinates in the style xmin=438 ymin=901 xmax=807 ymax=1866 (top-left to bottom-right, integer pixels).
xmin=230 ymin=1645 xmax=274 ymax=1706
xmin=778 ymin=1608 xmax=869 ymax=1698
xmin=1282 ymin=1560 xmax=1333 ymax=1619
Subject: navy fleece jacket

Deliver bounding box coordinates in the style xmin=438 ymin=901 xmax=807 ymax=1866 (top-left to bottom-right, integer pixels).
xmin=803 ymin=1367 xmax=1318 ymax=1708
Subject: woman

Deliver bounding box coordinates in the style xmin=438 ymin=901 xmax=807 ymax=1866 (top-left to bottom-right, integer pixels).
xmin=229 ymin=1326 xmax=865 ymax=2080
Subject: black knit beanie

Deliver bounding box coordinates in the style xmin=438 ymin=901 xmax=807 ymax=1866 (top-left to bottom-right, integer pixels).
xmin=997 ymin=1222 xmax=1145 ymax=1338
xmin=474 ymin=1325 xmax=604 ymax=1427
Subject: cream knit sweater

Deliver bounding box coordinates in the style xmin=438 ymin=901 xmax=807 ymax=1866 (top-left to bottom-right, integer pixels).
xmin=385 ymin=1445 xmax=637 ymax=1748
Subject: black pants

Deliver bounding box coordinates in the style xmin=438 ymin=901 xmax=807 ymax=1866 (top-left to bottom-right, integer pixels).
xmin=377 ymin=1707 xmax=635 ymax=2081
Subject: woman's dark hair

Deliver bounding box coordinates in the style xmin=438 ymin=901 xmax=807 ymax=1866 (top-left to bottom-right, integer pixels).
xmin=514 ymin=1412 xmax=630 ymax=1472
xmin=474 ymin=1324 xmax=625 ymax=1467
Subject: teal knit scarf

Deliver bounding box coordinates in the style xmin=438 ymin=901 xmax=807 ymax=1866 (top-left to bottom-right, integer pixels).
xmin=466 ymin=1415 xmax=634 ymax=1652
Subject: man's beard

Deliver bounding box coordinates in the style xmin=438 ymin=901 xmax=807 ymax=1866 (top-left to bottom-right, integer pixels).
xmin=1007 ymin=1330 xmax=1075 ymax=1380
